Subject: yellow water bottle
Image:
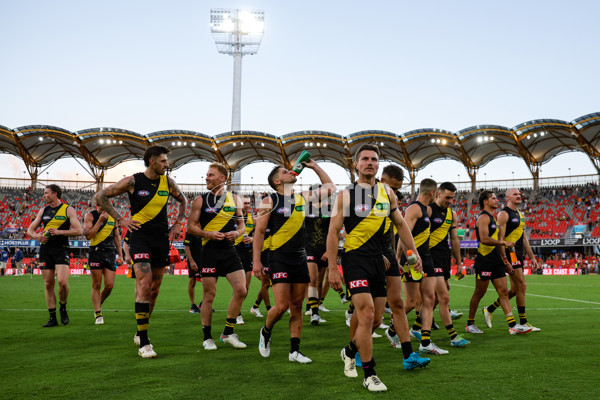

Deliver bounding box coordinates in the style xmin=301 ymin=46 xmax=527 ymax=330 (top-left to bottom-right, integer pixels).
xmin=407 ymin=250 xmax=422 ymax=280
xmin=290 ymin=150 xmax=311 ymax=176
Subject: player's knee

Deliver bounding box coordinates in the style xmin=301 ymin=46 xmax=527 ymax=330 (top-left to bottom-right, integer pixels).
xmin=235 ymin=286 xmax=248 ymax=299
xmin=104 ymin=282 xmax=114 ymax=292
xmin=438 ymin=293 xmax=450 ymax=306
xmin=91 ymin=281 xmax=101 ymax=290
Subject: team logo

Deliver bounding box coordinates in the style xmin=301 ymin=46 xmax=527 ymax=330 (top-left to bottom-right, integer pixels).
xmin=491 ymin=224 xmax=496 ymax=229
xmin=202 ymin=267 xmax=216 ymax=274
xmin=355 ymin=204 xmax=370 ymax=213
xmin=307 ymin=214 xmax=316 ymax=218
xmin=133 ymin=253 xmax=150 ymax=260
xmin=158 ymin=190 xmax=169 ymax=196
xmin=511 ymin=218 xmax=520 ymax=223
xmin=42 ymin=216 xmax=51 ymax=221
xmin=277 ymin=207 xmax=290 ymax=214
xmin=424 ymin=217 xmax=430 ymax=223
xmin=433 ymin=218 xmax=443 ymax=223
xmin=223 ymin=206 xmax=236 ymax=212
xmin=348 ymin=279 xmax=369 ymax=289
xmin=481 ymin=271 xmax=492 ymax=277
xmin=89 ymin=262 xmax=101 ymax=267
xmin=375 ymin=203 xmax=389 ymax=210
xmin=205 ymin=207 xmax=218 ymax=213
xmin=272 ymin=272 xmax=288 ymax=279
xmin=137 ymin=190 xmax=150 ymax=197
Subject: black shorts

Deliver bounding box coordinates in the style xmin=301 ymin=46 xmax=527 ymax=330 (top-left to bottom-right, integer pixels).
xmin=268 ymin=252 xmax=309 ymax=285
xmin=187 ymin=260 xmax=201 ymax=279
xmin=129 ymin=233 xmax=169 ymax=269
xmin=431 ymin=253 xmax=451 ymax=280
xmin=508 ymin=252 xmax=525 ymax=270
xmin=474 ymin=255 xmax=506 ymax=281
xmin=235 ymin=245 xmax=253 ymax=272
xmin=89 ymin=247 xmax=117 ymax=271
xmin=261 ymin=250 xmax=270 ymax=274
xmin=200 ymin=246 xmax=243 ymax=278
xmin=306 ymin=246 xmax=328 ymax=269
xmin=39 ymin=246 xmax=69 ymax=270
xmin=341 ymin=252 xmax=387 ymax=298
xmin=383 ymin=250 xmax=401 ymax=277
xmin=402 ymin=253 xmax=436 ymax=282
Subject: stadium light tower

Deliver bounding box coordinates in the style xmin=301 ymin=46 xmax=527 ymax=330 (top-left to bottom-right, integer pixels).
xmin=210 ymin=9 xmax=265 ymax=184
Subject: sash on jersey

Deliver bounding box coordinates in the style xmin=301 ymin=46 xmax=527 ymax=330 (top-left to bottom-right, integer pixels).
xmin=131 ymin=175 xmax=169 ymax=225
xmin=429 ymin=207 xmax=452 ymax=248
xmin=235 ymin=213 xmax=254 ymax=246
xmin=478 ymin=214 xmax=499 ymax=256
xmin=43 ymin=204 xmax=69 ymax=232
xmin=91 ymin=215 xmax=116 ymax=247
xmin=344 ymin=183 xmax=390 ymax=252
xmin=270 ymin=194 xmax=305 ymax=251
xmin=202 ymin=191 xmax=238 ymax=246
xmin=505 ymin=209 xmax=525 ymax=244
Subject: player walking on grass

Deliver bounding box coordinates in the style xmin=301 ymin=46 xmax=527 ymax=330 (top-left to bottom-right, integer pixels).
xmin=27 ymin=184 xmax=83 ymax=327
xmin=327 ymin=145 xmax=422 ymax=392
xmin=84 ymin=203 xmax=124 ymax=325
xmin=183 ymin=231 xmax=202 ymax=314
xmin=234 ymin=196 xmax=255 ymax=325
xmin=482 ymin=188 xmax=540 ymax=332
xmin=187 ymin=163 xmax=247 ymax=351
xmin=253 ymin=158 xmax=335 ymax=363
xmin=465 ymin=190 xmax=531 ymax=335
xmin=96 ymin=145 xmax=187 ymax=359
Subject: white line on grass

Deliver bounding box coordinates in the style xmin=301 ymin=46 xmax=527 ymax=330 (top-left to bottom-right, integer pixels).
xmin=451 ymin=283 xmax=600 ymax=305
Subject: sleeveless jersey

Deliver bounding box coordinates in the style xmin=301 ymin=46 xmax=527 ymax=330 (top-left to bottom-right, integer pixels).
xmin=304 ymin=200 xmax=331 ymax=250
xmin=476 ymin=210 xmax=501 ymax=261
xmin=41 ymin=203 xmax=71 ymax=247
xmin=408 ymin=201 xmax=431 ymax=257
xmin=89 ymin=210 xmax=116 ymax=248
xmin=343 ymin=182 xmax=391 ymax=256
xmin=268 ymin=192 xmax=306 ymax=257
xmin=199 ymin=191 xmax=238 ymax=248
xmin=128 ymin=172 xmax=170 ymax=236
xmin=235 ymin=213 xmax=255 ymax=246
xmin=184 ymin=232 xmax=203 ymax=263
xmin=429 ymin=202 xmax=453 ymax=256
xmin=503 ymin=207 xmax=525 ymax=258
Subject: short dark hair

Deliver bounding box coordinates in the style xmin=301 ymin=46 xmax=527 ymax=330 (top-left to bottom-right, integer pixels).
xmin=354 ymin=144 xmax=380 ymax=162
xmin=439 ymin=182 xmax=457 ymax=193
xmin=268 ymin=166 xmax=282 ymax=190
xmin=419 ymin=178 xmax=437 ymax=194
xmin=46 ymin=184 xmax=62 ymax=199
xmin=479 ymin=190 xmax=494 ymax=209
xmin=381 ymin=164 xmax=404 ymax=183
xmin=143 ymin=145 xmax=170 ymax=167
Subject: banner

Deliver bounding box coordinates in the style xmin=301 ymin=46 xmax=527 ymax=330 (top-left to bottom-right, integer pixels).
xmin=542 ymin=268 xmax=580 ymax=276
xmin=0 ymin=239 xmax=186 ymax=249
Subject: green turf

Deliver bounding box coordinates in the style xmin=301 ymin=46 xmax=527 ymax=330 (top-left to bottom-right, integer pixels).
xmin=1 ymin=274 xmax=599 ymax=399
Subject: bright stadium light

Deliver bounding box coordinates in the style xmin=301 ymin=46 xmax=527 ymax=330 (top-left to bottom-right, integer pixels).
xmin=211 ymin=8 xmax=265 ymax=185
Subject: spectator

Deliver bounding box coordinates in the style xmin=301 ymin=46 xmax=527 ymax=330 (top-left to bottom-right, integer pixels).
xmin=14 ymin=247 xmax=24 ymax=275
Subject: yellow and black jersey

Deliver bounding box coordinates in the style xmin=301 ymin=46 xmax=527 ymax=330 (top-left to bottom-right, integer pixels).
xmin=41 ymin=203 xmax=71 ymax=247
xmin=262 ymin=228 xmax=272 ymax=252
xmin=343 ymin=182 xmax=392 ymax=256
xmin=199 ymin=191 xmax=239 ymax=249
xmin=128 ymin=172 xmax=170 ymax=236
xmin=503 ymin=207 xmax=525 ymax=258
xmin=304 ymin=200 xmax=331 ymax=250
xmin=184 ymin=232 xmax=203 ymax=263
xmin=475 ymin=210 xmax=501 ymax=261
xmin=235 ymin=212 xmax=255 ymax=247
xmin=429 ymin=202 xmax=453 ymax=257
xmin=89 ymin=210 xmax=116 ymax=249
xmin=408 ymin=200 xmax=431 ymax=258
xmin=268 ymin=192 xmax=306 ymax=257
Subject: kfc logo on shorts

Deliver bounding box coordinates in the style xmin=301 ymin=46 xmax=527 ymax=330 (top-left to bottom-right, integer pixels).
xmin=39 ymin=262 xmax=46 ymax=267
xmin=133 ymin=253 xmax=150 ymax=260
xmin=89 ymin=262 xmax=101 ymax=267
xmin=481 ymin=271 xmax=492 ymax=277
xmin=272 ymin=272 xmax=288 ymax=279
xmin=137 ymin=190 xmax=150 ymax=197
xmin=202 ymin=267 xmax=216 ymax=274
xmin=264 ymin=267 xmax=270 ymax=273
xmin=348 ymin=279 xmax=369 ymax=289
xmin=307 ymin=256 xmax=315 ymax=261
xmin=434 ymin=267 xmax=443 ymax=273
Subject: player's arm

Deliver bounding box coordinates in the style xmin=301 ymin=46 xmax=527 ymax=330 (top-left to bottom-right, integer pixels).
xmin=225 ymin=194 xmax=245 ymax=242
xmin=168 ymin=177 xmax=187 ymax=235
xmin=397 ymin=202 xmax=421 ymax=256
xmin=478 ymin=213 xmax=513 ymax=273
xmin=96 ymin=175 xmax=140 ymax=230
xmin=113 ymin=225 xmax=123 ymax=262
xmin=496 ymin=210 xmax=510 ymax=260
xmin=186 ymin=196 xmax=223 ymax=240
xmin=326 ymin=189 xmax=347 ymax=291
xmin=300 ymin=158 xmax=337 ymax=202
xmin=389 ymin=188 xmax=422 ymax=272
xmin=51 ymin=206 xmax=83 ymax=237
xmin=523 ymin=232 xmax=539 ymax=269
xmin=26 ymin=208 xmax=46 ymax=242
xmin=83 ymin=211 xmax=104 ymax=240
xmin=252 ymin=196 xmax=273 ymax=278
xmin=123 ymin=236 xmax=132 ymax=265
xmin=450 ymin=210 xmax=463 ymax=273
xmin=183 ymin=241 xmax=197 ymax=271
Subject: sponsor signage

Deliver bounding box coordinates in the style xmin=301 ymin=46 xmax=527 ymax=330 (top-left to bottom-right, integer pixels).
xmin=0 ymin=239 xmax=185 ymax=249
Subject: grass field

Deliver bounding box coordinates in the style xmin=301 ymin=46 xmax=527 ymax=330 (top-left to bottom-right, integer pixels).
xmin=1 ymin=273 xmax=599 ymax=399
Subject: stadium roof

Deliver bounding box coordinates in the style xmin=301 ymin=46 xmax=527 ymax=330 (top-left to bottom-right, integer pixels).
xmin=1 ymin=112 xmax=599 ymax=187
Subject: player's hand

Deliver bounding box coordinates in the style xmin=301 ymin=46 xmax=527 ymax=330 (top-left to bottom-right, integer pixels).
xmin=125 ymin=254 xmax=132 ymax=264
xmin=224 ymin=231 xmax=240 ymax=241
xmin=99 ymin=212 xmax=109 ymax=222
xmin=413 ymin=254 xmax=423 ymax=273
xmin=190 ymin=261 xmax=198 ymax=272
xmin=253 ymin=261 xmax=264 ymax=279
xmin=210 ymin=231 xmax=225 ymax=241
xmin=503 ymin=240 xmax=515 ymax=248
xmin=396 ymin=256 xmax=405 ymax=274
xmin=328 ymin=265 xmax=342 ymax=291
xmin=502 ymin=258 xmax=514 ymax=274
xmin=320 ymin=252 xmax=328 ymax=262
xmin=382 ymin=255 xmax=390 ymax=271
xmin=243 ymin=236 xmax=253 ymax=245
xmin=38 ymin=233 xmax=49 ymax=243
xmin=170 ymin=222 xmax=182 ymax=236
xmin=302 ymin=158 xmax=318 ymax=170
xmin=120 ymin=219 xmax=141 ymax=231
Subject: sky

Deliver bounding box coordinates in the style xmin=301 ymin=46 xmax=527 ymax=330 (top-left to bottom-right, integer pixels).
xmin=1 ymin=0 xmax=599 ymax=188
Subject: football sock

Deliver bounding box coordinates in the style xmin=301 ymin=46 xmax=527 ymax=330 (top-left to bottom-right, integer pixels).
xmin=223 ymin=318 xmax=236 ymax=335
xmin=446 ymin=324 xmax=458 ymax=340
xmin=421 ymin=329 xmax=431 ymax=347
xmin=518 ymin=306 xmax=527 ymax=324
xmin=135 ymin=302 xmax=150 ymax=347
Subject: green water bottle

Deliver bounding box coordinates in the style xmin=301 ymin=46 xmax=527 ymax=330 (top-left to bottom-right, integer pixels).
xmin=290 ymin=150 xmax=311 ymax=176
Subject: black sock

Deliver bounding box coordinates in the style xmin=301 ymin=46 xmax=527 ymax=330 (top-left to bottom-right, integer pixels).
xmin=262 ymin=325 xmax=272 ymax=340
xmin=412 ymin=312 xmax=422 ymax=331
xmin=59 ymin=301 xmax=67 ymax=311
xmin=223 ymin=318 xmax=236 ymax=336
xmin=400 ymin=341 xmax=413 ymax=359
xmin=467 ymin=318 xmax=475 ymax=326
xmin=421 ymin=329 xmax=431 ymax=347
xmin=345 ymin=340 xmax=358 ymax=358
xmin=95 ymin=310 xmax=102 ymax=318
xmin=446 ymin=324 xmax=457 ymax=340
xmin=388 ymin=324 xmax=397 ymax=337
xmin=290 ymin=337 xmax=300 ymax=353
xmin=487 ymin=299 xmax=500 ymax=313
xmin=362 ymin=359 xmax=376 ymax=379
xmin=135 ymin=302 xmax=150 ymax=347
xmin=48 ymin=308 xmax=57 ymax=320
xmin=308 ymin=297 xmax=319 ymax=316
xmin=506 ymin=315 xmax=516 ymax=328
xmin=518 ymin=306 xmax=527 ymax=324
xmin=202 ymin=325 xmax=212 ymax=341
xmin=253 ymin=301 xmax=260 ymax=309
xmin=266 ymin=305 xmax=271 ymax=311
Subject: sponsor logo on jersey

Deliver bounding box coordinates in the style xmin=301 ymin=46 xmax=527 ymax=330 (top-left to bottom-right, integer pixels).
xmin=272 ymin=272 xmax=288 ymax=279
xmin=295 ymin=205 xmax=305 ymax=212
xmin=133 ymin=253 xmax=150 ymax=260
xmin=375 ymin=202 xmax=389 ymax=210
xmin=445 ymin=219 xmax=452 ymax=224
xmin=202 ymin=267 xmax=216 ymax=274
xmin=137 ymin=190 xmax=150 ymax=197
xmin=107 ymin=221 xmax=115 ymax=226
xmin=42 ymin=216 xmax=51 ymax=221
xmin=491 ymin=224 xmax=496 ymax=229
xmin=424 ymin=217 xmax=430 ymax=223
xmin=276 ymin=207 xmax=290 ymax=214
xmin=433 ymin=218 xmax=443 ymax=223
xmin=355 ymin=204 xmax=370 ymax=213
xmin=158 ymin=190 xmax=169 ymax=196
xmin=511 ymin=218 xmax=520 ymax=223
xmin=205 ymin=207 xmax=218 ymax=213
xmin=55 ymin=216 xmax=67 ymax=220
xmin=223 ymin=206 xmax=236 ymax=212
xmin=348 ymin=279 xmax=369 ymax=289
